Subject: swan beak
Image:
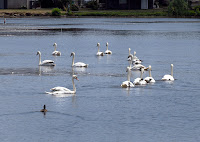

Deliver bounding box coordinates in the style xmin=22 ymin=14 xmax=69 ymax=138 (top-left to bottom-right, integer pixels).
xmin=76 ymin=78 xmax=79 ymax=81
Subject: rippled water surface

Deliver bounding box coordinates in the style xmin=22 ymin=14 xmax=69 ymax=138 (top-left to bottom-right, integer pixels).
xmin=0 ymin=17 xmax=200 ymax=142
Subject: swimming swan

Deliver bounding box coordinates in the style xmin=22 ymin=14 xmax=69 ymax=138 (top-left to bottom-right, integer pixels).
xmin=144 ymin=65 xmax=155 ymax=83
xmin=37 ymin=51 xmax=55 ymax=66
xmin=105 ymin=42 xmax=112 ymax=54
xmin=133 ymin=67 xmax=147 ymax=85
xmin=96 ymin=43 xmax=104 ymax=56
xmin=70 ymin=52 xmax=88 ymax=67
xmin=46 ymin=75 xmax=79 ymax=95
xmin=162 ymin=64 xmax=174 ymax=81
xmin=121 ymin=67 xmax=134 ymax=88
xmin=52 ymin=43 xmax=61 ymax=56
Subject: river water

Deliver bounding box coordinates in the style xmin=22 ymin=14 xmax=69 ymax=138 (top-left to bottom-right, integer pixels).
xmin=0 ymin=17 xmax=200 ymax=142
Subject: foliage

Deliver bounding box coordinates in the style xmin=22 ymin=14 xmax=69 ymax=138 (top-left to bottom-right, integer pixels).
xmin=168 ymin=0 xmax=188 ymax=16
xmin=85 ymin=1 xmax=98 ymax=10
xmin=71 ymin=4 xmax=79 ymax=11
xmin=51 ymin=8 xmax=62 ymax=16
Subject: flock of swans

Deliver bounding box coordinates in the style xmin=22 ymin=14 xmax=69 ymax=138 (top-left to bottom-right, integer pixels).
xmin=121 ymin=48 xmax=174 ymax=88
xmin=36 ymin=42 xmax=174 ymax=96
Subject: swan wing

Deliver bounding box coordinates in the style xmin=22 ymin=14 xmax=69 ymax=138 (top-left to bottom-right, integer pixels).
xmin=74 ymin=62 xmax=88 ymax=67
xmin=52 ymin=51 xmax=61 ymax=56
xmin=96 ymin=52 xmax=104 ymax=56
xmin=40 ymin=60 xmax=55 ymax=66
xmin=50 ymin=86 xmax=70 ymax=92
xmin=121 ymin=81 xmax=134 ymax=88
xmin=162 ymin=75 xmax=174 ymax=81
xmin=105 ymin=50 xmax=112 ymax=54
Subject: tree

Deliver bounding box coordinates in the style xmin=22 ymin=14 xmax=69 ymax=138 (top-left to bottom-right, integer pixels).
xmin=168 ymin=0 xmax=188 ymax=16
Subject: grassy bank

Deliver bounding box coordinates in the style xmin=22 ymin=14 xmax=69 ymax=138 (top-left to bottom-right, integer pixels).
xmin=0 ymin=8 xmax=199 ymax=18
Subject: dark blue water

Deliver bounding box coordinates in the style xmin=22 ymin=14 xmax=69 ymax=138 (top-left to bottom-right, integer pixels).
xmin=0 ymin=17 xmax=200 ymax=142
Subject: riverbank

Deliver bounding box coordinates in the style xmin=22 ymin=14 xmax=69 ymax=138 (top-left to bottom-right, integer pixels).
xmin=0 ymin=8 xmax=199 ymax=18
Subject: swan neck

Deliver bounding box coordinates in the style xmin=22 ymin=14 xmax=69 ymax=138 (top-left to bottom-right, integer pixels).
xmin=140 ymin=70 xmax=143 ymax=79
xmin=72 ymin=77 xmax=76 ymax=93
xmin=149 ymin=69 xmax=152 ymax=77
xmin=54 ymin=45 xmax=57 ymax=51
xmin=98 ymin=46 xmax=100 ymax=52
xmin=128 ymin=48 xmax=131 ymax=55
xmin=171 ymin=65 xmax=173 ymax=77
xmin=127 ymin=69 xmax=131 ymax=82
xmin=72 ymin=54 xmax=75 ymax=66
xmin=106 ymin=45 xmax=108 ymax=50
xmin=39 ymin=53 xmax=41 ymax=65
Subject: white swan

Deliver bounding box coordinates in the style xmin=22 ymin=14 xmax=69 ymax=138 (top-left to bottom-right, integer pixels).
xmin=133 ymin=67 xmax=147 ymax=85
xmin=70 ymin=52 xmax=88 ymax=67
xmin=127 ymin=55 xmax=147 ymax=70
xmin=52 ymin=43 xmax=61 ymax=56
xmin=144 ymin=65 xmax=155 ymax=83
xmin=121 ymin=67 xmax=134 ymax=88
xmin=36 ymin=51 xmax=55 ymax=66
xmin=96 ymin=43 xmax=104 ymax=56
xmin=46 ymin=75 xmax=79 ymax=95
xmin=104 ymin=42 xmax=112 ymax=54
xmin=162 ymin=64 xmax=174 ymax=81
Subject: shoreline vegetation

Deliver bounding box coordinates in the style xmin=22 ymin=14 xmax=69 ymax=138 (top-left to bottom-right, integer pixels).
xmin=0 ymin=8 xmax=199 ymax=18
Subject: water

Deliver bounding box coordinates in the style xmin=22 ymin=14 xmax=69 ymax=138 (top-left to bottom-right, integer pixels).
xmin=0 ymin=17 xmax=200 ymax=142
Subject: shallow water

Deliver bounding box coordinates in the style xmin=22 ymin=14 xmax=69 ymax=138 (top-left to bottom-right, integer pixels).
xmin=0 ymin=17 xmax=200 ymax=142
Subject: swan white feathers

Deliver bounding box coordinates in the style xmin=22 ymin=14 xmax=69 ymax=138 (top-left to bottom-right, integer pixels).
xmin=144 ymin=65 xmax=155 ymax=83
xmin=104 ymin=42 xmax=112 ymax=54
xmin=121 ymin=67 xmax=134 ymax=88
xmin=52 ymin=43 xmax=61 ymax=56
xmin=46 ymin=75 xmax=79 ymax=95
xmin=162 ymin=64 xmax=174 ymax=81
xmin=70 ymin=52 xmax=88 ymax=67
xmin=96 ymin=43 xmax=104 ymax=56
xmin=37 ymin=51 xmax=55 ymax=66
xmin=133 ymin=67 xmax=147 ymax=85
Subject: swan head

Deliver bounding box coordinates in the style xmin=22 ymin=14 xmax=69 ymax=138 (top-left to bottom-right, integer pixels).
xmin=70 ymin=52 xmax=75 ymax=57
xmin=149 ymin=65 xmax=152 ymax=70
xmin=73 ymin=75 xmax=79 ymax=81
xmin=53 ymin=43 xmax=57 ymax=46
xmin=171 ymin=64 xmax=174 ymax=67
xmin=106 ymin=42 xmax=109 ymax=46
xmin=97 ymin=43 xmax=100 ymax=47
xmin=36 ymin=51 xmax=41 ymax=55
xmin=134 ymin=51 xmax=136 ymax=56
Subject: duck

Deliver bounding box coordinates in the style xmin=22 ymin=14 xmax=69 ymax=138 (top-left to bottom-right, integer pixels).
xmin=162 ymin=64 xmax=174 ymax=81
xmin=36 ymin=51 xmax=55 ymax=66
xmin=104 ymin=42 xmax=112 ymax=54
xmin=46 ymin=75 xmax=79 ymax=95
xmin=40 ymin=105 xmax=47 ymax=112
xmin=144 ymin=65 xmax=156 ymax=83
xmin=70 ymin=52 xmax=88 ymax=67
xmin=52 ymin=43 xmax=61 ymax=56
xmin=121 ymin=67 xmax=134 ymax=88
xmin=96 ymin=43 xmax=104 ymax=56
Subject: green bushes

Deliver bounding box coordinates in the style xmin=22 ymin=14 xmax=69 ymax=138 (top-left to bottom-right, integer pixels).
xmin=51 ymin=8 xmax=61 ymax=16
xmin=85 ymin=1 xmax=98 ymax=10
xmin=168 ymin=0 xmax=188 ymax=16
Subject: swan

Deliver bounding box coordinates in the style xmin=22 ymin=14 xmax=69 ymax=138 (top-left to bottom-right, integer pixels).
xmin=104 ymin=42 xmax=112 ymax=54
xmin=121 ymin=67 xmax=134 ymax=88
xmin=40 ymin=105 xmax=47 ymax=112
xmin=46 ymin=75 xmax=79 ymax=95
xmin=36 ymin=51 xmax=55 ymax=66
xmin=127 ymin=55 xmax=147 ymax=70
xmin=70 ymin=52 xmax=88 ymax=67
xmin=96 ymin=43 xmax=104 ymax=56
xmin=144 ymin=65 xmax=155 ymax=83
xmin=52 ymin=43 xmax=61 ymax=56
xmin=162 ymin=64 xmax=174 ymax=81
xmin=133 ymin=67 xmax=147 ymax=85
